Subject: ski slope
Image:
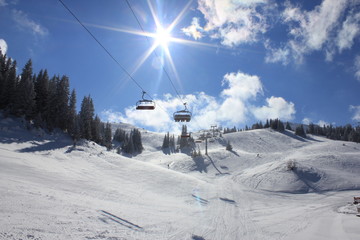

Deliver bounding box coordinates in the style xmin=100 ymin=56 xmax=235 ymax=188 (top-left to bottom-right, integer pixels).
xmin=1 ymin=115 xmax=360 ymax=240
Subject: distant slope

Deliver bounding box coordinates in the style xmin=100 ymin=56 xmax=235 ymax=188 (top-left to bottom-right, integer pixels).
xmin=1 ymin=114 xmax=360 ymax=239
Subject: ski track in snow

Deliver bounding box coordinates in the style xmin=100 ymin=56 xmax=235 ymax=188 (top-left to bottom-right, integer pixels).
xmin=1 ymin=115 xmax=360 ymax=239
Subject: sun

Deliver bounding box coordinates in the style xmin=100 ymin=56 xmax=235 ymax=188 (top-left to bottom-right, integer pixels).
xmin=155 ymin=26 xmax=171 ymax=48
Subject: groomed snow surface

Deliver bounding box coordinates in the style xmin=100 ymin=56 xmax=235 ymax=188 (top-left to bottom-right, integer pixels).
xmin=1 ymin=114 xmax=360 ymax=240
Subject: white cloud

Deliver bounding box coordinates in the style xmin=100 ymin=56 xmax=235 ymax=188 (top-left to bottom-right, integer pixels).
xmin=102 ymin=71 xmax=296 ymax=132
xmin=316 ymin=120 xmax=330 ymax=127
xmin=283 ymin=0 xmax=347 ymax=51
xmin=193 ymin=0 xmax=268 ymax=46
xmin=264 ymin=40 xmax=290 ymax=65
xmin=221 ymin=71 xmax=263 ymax=100
xmin=302 ymin=118 xmax=311 ymax=125
xmin=182 ymin=17 xmax=203 ymax=40
xmin=270 ymin=0 xmax=359 ymax=64
xmin=355 ymin=55 xmax=360 ymax=81
xmin=252 ymin=96 xmax=296 ymax=121
xmin=350 ymin=105 xmax=360 ymax=121
xmin=12 ymin=9 xmax=48 ymax=36
xmin=337 ymin=12 xmax=360 ymax=52
xmin=0 ymin=39 xmax=7 ymax=54
xmin=0 ymin=0 xmax=7 ymax=7
xmin=302 ymin=118 xmax=330 ymax=126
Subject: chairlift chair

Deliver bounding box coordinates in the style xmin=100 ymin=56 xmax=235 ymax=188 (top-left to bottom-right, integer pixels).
xmin=173 ymin=103 xmax=192 ymax=122
xmin=136 ymin=91 xmax=155 ymax=110
xmin=181 ymin=133 xmax=191 ymax=138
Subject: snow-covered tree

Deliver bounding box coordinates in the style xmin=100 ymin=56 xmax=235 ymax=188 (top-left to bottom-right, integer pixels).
xmin=295 ymin=125 xmax=306 ymax=138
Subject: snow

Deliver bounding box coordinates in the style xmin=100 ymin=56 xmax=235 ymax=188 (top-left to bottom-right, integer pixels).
xmin=1 ymin=114 xmax=360 ymax=239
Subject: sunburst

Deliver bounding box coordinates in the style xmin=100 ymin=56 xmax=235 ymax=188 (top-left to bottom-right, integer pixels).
xmin=87 ymin=0 xmax=218 ymax=87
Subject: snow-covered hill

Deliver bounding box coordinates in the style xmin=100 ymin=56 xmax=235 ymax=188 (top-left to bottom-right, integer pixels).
xmin=1 ymin=114 xmax=360 ymax=240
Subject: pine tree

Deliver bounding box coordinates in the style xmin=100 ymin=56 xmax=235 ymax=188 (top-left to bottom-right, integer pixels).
xmin=132 ymin=128 xmax=143 ymax=153
xmin=72 ymin=114 xmax=81 ymax=144
xmin=162 ymin=132 xmax=170 ymax=149
xmin=104 ymin=122 xmax=112 ymax=150
xmin=285 ymin=122 xmax=292 ymax=130
xmin=79 ymin=95 xmax=94 ymax=140
xmin=113 ymin=128 xmax=127 ymax=142
xmin=277 ymin=119 xmax=285 ymax=132
xmin=91 ymin=115 xmax=101 ymax=143
xmin=170 ymin=134 xmax=175 ymax=152
xmin=264 ymin=119 xmax=270 ymax=128
xmin=68 ymin=89 xmax=77 ymax=138
xmin=55 ymin=75 xmax=70 ymax=130
xmin=1 ymin=59 xmax=17 ymax=111
xmin=295 ymin=125 xmax=306 ymax=138
xmin=307 ymin=123 xmax=314 ymax=134
xmin=34 ymin=69 xmax=49 ymax=118
xmin=0 ymin=55 xmax=11 ymax=108
xmin=14 ymin=59 xmax=35 ymax=119
xmin=122 ymin=133 xmax=134 ymax=154
xmin=44 ymin=75 xmax=58 ymax=130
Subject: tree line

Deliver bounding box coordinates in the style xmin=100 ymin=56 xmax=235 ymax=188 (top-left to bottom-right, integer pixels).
xmin=222 ymin=118 xmax=360 ymax=143
xmin=113 ymin=128 xmax=143 ymax=154
xmin=0 ymin=51 xmax=112 ymax=148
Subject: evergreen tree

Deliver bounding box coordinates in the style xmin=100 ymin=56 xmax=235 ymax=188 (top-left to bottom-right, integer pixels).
xmin=122 ymin=133 xmax=134 ymax=154
xmin=91 ymin=115 xmax=102 ymax=143
xmin=264 ymin=119 xmax=270 ymax=128
xmin=14 ymin=59 xmax=35 ymax=119
xmin=79 ymin=95 xmax=94 ymax=140
xmin=68 ymin=89 xmax=77 ymax=137
xmin=307 ymin=123 xmax=315 ymax=134
xmin=285 ymin=122 xmax=292 ymax=131
xmin=295 ymin=125 xmax=306 ymax=138
xmin=1 ymin=59 xmax=17 ymax=111
xmin=44 ymin=75 xmax=59 ymax=130
xmin=162 ymin=132 xmax=169 ymax=149
xmin=132 ymin=128 xmax=143 ymax=153
xmin=170 ymin=134 xmax=175 ymax=151
xmin=277 ymin=119 xmax=285 ymax=132
xmin=0 ymin=55 xmax=11 ymax=108
xmin=113 ymin=128 xmax=127 ymax=142
xmin=104 ymin=122 xmax=112 ymax=150
xmin=55 ymin=75 xmax=70 ymax=130
xmin=34 ymin=69 xmax=49 ymax=117
xmin=270 ymin=118 xmax=277 ymax=130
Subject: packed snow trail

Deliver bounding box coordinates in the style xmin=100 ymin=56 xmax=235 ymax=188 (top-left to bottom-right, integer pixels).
xmin=1 ymin=116 xmax=360 ymax=239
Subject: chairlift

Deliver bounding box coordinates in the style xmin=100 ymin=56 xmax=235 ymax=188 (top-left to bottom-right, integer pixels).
xmin=136 ymin=91 xmax=155 ymax=110
xmin=181 ymin=133 xmax=191 ymax=138
xmin=174 ymin=103 xmax=192 ymax=122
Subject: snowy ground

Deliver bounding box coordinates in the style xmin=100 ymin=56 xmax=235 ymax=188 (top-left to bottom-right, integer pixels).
xmin=1 ymin=115 xmax=360 ymax=240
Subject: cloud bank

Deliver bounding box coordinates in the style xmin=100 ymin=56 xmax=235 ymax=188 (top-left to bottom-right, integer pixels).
xmin=102 ymin=71 xmax=296 ymax=132
xmin=12 ymin=9 xmax=48 ymax=36
xmin=350 ymin=105 xmax=360 ymax=121
xmin=182 ymin=0 xmax=360 ymax=80
xmin=194 ymin=0 xmax=268 ymax=47
xmin=0 ymin=39 xmax=7 ymax=54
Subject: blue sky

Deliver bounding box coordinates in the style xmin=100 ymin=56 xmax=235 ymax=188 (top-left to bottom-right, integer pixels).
xmin=1 ymin=0 xmax=360 ymax=133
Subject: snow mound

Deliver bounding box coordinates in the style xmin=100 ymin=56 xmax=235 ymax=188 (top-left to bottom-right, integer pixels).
xmin=235 ymin=161 xmax=325 ymax=193
xmin=234 ymin=153 xmax=360 ymax=193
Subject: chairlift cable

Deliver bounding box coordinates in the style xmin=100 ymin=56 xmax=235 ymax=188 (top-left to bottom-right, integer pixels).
xmin=58 ymin=0 xmax=148 ymax=97
xmin=124 ymin=0 xmax=186 ymax=105
xmin=58 ymin=0 xmax=170 ymax=114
